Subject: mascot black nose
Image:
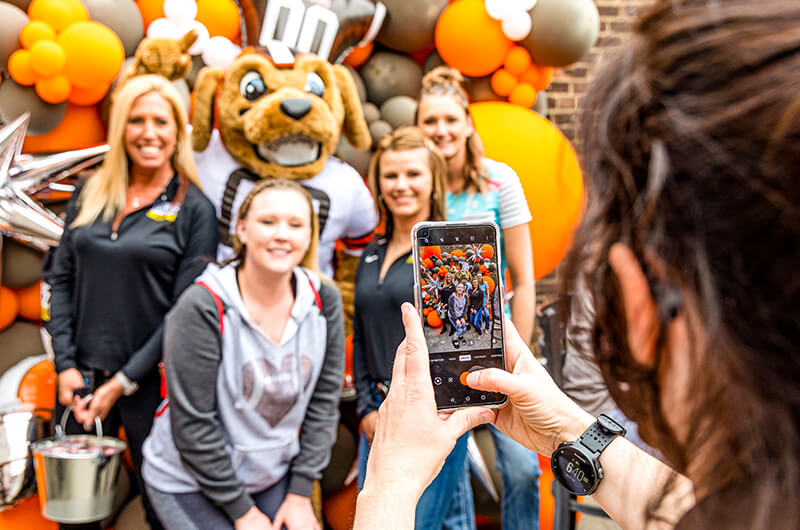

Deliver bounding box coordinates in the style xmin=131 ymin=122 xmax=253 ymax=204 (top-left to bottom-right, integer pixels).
xmin=280 ymin=99 xmax=312 ymax=120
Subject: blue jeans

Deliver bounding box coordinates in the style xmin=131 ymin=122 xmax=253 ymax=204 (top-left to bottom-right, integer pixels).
xmin=449 ymin=315 xmax=468 ymax=339
xmin=445 ymin=426 xmax=540 ymax=530
xmin=470 ymin=308 xmax=486 ymax=332
xmin=359 ymin=431 xmax=475 ymax=529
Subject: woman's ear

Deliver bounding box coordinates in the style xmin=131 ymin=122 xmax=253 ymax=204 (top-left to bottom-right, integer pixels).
xmin=465 ymin=113 xmax=475 ymax=137
xmin=608 ymin=243 xmax=659 ymax=367
xmin=236 ymin=218 xmax=247 ymax=247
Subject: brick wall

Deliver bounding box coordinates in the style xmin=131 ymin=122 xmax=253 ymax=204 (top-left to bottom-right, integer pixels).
xmin=545 ymin=0 xmax=655 ymax=143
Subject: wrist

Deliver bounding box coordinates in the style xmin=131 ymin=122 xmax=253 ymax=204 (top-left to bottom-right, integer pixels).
xmin=552 ymin=411 xmax=594 ymax=454
xmin=113 ymin=371 xmax=139 ymax=396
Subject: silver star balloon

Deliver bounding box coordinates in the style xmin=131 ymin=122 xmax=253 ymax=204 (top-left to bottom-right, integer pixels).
xmin=0 ymin=113 xmax=107 ymax=251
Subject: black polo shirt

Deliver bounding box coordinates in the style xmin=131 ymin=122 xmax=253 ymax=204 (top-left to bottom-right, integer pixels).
xmin=352 ymin=237 xmax=415 ymax=418
xmin=45 ymin=174 xmax=218 ymax=382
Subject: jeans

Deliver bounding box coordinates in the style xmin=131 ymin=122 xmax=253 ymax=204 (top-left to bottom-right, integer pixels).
xmin=449 ymin=315 xmax=468 ymax=340
xmin=445 ymin=426 xmax=540 ymax=530
xmin=470 ymin=308 xmax=485 ymax=332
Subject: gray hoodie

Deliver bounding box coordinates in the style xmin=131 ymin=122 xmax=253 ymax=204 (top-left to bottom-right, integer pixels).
xmin=142 ymin=263 xmax=344 ymax=520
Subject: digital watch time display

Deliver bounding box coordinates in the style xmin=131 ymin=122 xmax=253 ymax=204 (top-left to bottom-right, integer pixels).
xmin=551 ymin=414 xmax=626 ymax=496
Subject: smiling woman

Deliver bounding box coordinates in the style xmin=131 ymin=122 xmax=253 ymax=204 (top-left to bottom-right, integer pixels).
xmin=44 ymin=74 xmax=219 ymax=530
xmin=141 ymin=179 xmax=346 ymax=530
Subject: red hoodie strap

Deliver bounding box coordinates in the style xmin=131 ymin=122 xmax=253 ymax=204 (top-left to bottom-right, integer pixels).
xmin=301 ymin=270 xmax=322 ymax=312
xmin=196 ymin=281 xmax=225 ymax=334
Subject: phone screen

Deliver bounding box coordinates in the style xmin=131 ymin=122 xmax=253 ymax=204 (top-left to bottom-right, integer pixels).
xmin=413 ymin=222 xmax=507 ymax=410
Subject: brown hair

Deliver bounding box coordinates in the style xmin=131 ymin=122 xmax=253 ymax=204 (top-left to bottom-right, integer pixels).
xmin=231 ymin=179 xmax=320 ymax=275
xmin=419 ymin=66 xmax=487 ymax=193
xmin=563 ymin=0 xmax=800 ymax=527
xmin=367 ymin=126 xmax=448 ymax=241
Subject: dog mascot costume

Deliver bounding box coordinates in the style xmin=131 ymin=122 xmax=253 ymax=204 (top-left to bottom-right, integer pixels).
xmin=125 ymin=34 xmax=376 ymax=328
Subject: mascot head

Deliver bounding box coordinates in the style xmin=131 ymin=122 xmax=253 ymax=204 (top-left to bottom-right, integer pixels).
xmin=191 ymin=49 xmax=371 ymax=181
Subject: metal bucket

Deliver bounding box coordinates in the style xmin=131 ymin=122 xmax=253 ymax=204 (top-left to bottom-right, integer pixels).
xmin=30 ymin=408 xmax=126 ymax=523
xmin=0 ymin=405 xmax=51 ymax=510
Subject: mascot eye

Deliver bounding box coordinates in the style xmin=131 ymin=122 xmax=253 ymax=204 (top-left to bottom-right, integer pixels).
xmin=240 ymin=71 xmax=267 ymax=101
xmin=304 ymin=73 xmax=325 ymax=98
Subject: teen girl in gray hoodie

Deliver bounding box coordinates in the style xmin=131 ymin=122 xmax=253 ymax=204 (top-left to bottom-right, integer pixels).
xmin=142 ymin=180 xmax=345 ymax=530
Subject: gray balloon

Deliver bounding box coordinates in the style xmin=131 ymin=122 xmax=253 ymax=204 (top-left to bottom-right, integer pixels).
xmin=0 ymin=80 xmax=67 ymax=135
xmin=368 ymin=120 xmax=392 ymax=145
xmin=360 ymin=51 xmax=423 ymax=106
xmin=380 ymin=96 xmax=417 ymax=129
xmin=533 ymin=91 xmax=549 ymax=117
xmin=362 ymin=101 xmax=380 ymax=124
xmin=376 ymin=0 xmax=447 ymax=53
xmin=520 ymin=0 xmax=600 ymax=67
xmin=424 ymin=50 xmax=445 ymax=74
xmin=82 ymin=0 xmax=145 ymax=58
xmin=335 ymin=137 xmax=372 ymax=178
xmin=0 ymin=322 xmax=45 ymax=375
xmin=1 ymin=238 xmax=44 ymax=289
xmin=0 ymin=3 xmax=28 ymax=71
xmin=466 ymin=76 xmax=502 ymax=103
xmin=344 ymin=65 xmax=367 ymax=103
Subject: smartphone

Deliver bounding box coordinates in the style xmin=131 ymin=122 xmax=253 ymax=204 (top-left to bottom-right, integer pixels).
xmin=412 ymin=221 xmax=508 ymax=410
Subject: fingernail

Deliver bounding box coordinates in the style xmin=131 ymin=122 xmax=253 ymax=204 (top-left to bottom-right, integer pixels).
xmin=466 ymin=372 xmax=478 ymax=386
xmin=480 ymin=411 xmax=494 ymax=424
xmin=401 ymin=303 xmax=412 ymax=315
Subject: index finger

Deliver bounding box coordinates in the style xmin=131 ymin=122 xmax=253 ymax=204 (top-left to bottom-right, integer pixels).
xmin=399 ymin=303 xmax=431 ymax=383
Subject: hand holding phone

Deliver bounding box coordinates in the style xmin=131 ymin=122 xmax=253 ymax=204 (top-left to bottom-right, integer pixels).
xmin=412 ymin=221 xmax=508 ymax=410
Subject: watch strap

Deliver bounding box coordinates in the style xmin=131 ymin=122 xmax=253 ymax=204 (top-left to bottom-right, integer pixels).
xmin=114 ymin=371 xmax=139 ymax=396
xmin=578 ymin=414 xmax=626 ymax=454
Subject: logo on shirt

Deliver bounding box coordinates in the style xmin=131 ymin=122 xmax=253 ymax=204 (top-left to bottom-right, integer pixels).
xmin=365 ymin=254 xmax=379 ymax=263
xmin=146 ymin=202 xmax=181 ymax=223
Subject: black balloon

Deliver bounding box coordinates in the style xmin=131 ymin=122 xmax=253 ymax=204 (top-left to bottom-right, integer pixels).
xmin=249 ymin=0 xmax=387 ymax=63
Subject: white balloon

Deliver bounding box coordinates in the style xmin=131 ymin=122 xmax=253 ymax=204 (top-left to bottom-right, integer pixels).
xmin=163 ymin=0 xmax=197 ymax=25
xmin=502 ymin=13 xmax=532 ymax=41
xmin=515 ymin=0 xmax=538 ymax=12
xmin=181 ymin=20 xmax=209 ymax=55
xmin=484 ymin=0 xmax=514 ymax=21
xmin=202 ymin=36 xmax=241 ymax=68
xmin=146 ymin=18 xmax=179 ymax=39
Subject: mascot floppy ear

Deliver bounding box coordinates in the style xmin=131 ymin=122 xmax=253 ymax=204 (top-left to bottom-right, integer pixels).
xmin=192 ymin=67 xmax=225 ymax=151
xmin=333 ymin=64 xmax=371 ymax=151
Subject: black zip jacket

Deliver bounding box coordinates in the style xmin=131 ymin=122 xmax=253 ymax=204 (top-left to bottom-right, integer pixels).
xmin=45 ymin=175 xmax=218 ymax=382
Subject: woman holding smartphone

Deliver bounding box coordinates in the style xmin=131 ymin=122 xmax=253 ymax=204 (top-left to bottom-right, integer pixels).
xmin=142 ymin=179 xmax=345 ymax=530
xmin=352 ymin=127 xmax=477 ymax=529
xmin=418 ymin=66 xmax=540 ymax=529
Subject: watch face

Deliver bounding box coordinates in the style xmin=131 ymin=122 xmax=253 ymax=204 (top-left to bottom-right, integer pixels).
xmin=552 ymin=445 xmax=597 ymax=495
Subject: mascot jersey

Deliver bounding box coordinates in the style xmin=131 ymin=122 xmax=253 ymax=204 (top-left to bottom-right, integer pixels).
xmin=195 ymin=129 xmax=378 ymax=277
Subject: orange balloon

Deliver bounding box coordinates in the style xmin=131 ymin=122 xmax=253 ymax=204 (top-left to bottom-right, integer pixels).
xmin=15 ymin=282 xmax=43 ymax=322
xmin=58 ymin=21 xmax=124 ymax=88
xmin=343 ymin=42 xmax=374 ymax=69
xmin=196 ymin=0 xmax=241 ymax=40
xmin=23 ymin=102 xmax=106 ymax=153
xmin=35 ymin=74 xmax=70 ymax=103
xmin=17 ymin=360 xmax=56 ymax=417
xmin=69 ymin=82 xmax=110 ymax=105
xmin=8 ymin=49 xmax=36 ymax=85
xmin=427 ymin=311 xmax=442 ymax=327
xmin=423 ymin=258 xmax=434 ymax=268
xmin=521 ymin=63 xmax=554 ymax=93
xmin=20 ymin=20 xmax=56 ymax=49
xmin=435 ymin=0 xmax=512 ymax=77
xmin=509 ymin=82 xmax=537 ymax=108
xmin=483 ymin=275 xmax=495 ymax=293
xmin=29 ymin=39 xmax=65 ymax=77
xmin=479 ymin=244 xmax=493 ymax=260
xmin=28 ymin=0 xmax=89 ymax=32
xmin=504 ymin=46 xmax=532 ymax=76
xmin=470 ymin=101 xmax=584 ymax=279
xmin=490 ymin=68 xmax=517 ymax=97
xmin=135 ymin=0 xmax=166 ymax=30
xmin=0 ymin=286 xmax=19 ymax=330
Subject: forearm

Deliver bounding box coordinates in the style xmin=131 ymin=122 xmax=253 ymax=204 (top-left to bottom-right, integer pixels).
xmin=509 ymin=278 xmax=535 ymax=345
xmin=354 ymin=484 xmax=417 ymax=530
xmin=557 ymin=418 xmax=694 ymax=529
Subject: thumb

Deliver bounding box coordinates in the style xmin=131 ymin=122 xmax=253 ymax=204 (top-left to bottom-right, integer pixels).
xmin=466 ymin=368 xmax=526 ymax=400
xmin=444 ymin=407 xmax=495 ymax=439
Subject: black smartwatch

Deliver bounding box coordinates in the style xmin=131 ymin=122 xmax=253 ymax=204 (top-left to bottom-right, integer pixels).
xmin=551 ymin=414 xmax=626 ymax=495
